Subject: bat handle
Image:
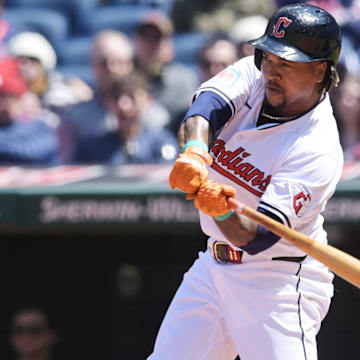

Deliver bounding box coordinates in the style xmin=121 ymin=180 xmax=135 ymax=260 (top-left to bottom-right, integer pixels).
xmin=228 ymin=197 xmax=245 ymax=213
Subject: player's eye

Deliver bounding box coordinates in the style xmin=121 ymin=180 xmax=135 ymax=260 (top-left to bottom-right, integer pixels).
xmin=263 ymin=54 xmax=271 ymax=63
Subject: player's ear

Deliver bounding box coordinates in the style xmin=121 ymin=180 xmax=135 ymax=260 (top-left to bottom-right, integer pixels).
xmin=315 ymin=61 xmax=327 ymax=84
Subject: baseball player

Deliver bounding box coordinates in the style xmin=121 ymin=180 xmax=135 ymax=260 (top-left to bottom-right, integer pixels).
xmin=148 ymin=3 xmax=343 ymax=360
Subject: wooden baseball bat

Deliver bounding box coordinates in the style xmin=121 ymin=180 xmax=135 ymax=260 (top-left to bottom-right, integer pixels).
xmin=228 ymin=198 xmax=360 ymax=289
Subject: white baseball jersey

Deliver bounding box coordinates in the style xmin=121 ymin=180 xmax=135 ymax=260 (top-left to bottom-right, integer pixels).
xmin=148 ymin=56 xmax=343 ymax=360
xmin=196 ymin=55 xmax=343 ymax=259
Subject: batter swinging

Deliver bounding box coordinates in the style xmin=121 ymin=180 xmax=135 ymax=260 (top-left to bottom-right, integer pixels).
xmin=148 ymin=3 xmax=343 ymax=360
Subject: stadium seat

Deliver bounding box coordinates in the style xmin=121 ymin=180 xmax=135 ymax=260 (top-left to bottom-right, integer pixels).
xmin=173 ymin=32 xmax=211 ymax=66
xmin=109 ymin=0 xmax=175 ymax=13
xmin=57 ymin=36 xmax=93 ymax=66
xmin=4 ymin=8 xmax=69 ymax=54
xmin=7 ymin=0 xmax=96 ymax=35
xmin=84 ymin=5 xmax=151 ymax=36
xmin=55 ymin=64 xmax=95 ymax=88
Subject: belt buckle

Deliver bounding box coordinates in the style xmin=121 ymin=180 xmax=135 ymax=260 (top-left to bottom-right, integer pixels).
xmin=213 ymin=241 xmax=243 ymax=264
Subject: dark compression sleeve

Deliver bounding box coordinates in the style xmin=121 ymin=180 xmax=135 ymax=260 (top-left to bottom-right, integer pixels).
xmin=240 ymin=207 xmax=282 ymax=255
xmin=183 ymin=91 xmax=232 ymax=134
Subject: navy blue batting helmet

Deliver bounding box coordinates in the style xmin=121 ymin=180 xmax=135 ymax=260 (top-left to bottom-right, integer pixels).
xmin=248 ymin=3 xmax=342 ymax=70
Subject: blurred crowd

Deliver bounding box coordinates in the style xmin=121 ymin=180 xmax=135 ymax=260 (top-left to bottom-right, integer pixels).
xmin=0 ymin=0 xmax=360 ymax=166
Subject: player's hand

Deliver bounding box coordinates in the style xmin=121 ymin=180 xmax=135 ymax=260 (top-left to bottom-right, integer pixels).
xmin=169 ymin=145 xmax=213 ymax=194
xmin=186 ymin=180 xmax=236 ymax=217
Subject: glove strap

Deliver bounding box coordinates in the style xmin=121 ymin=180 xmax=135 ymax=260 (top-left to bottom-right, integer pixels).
xmin=182 ymin=140 xmax=213 ymax=165
xmin=215 ymin=210 xmax=234 ymax=221
xmin=182 ymin=140 xmax=208 ymax=153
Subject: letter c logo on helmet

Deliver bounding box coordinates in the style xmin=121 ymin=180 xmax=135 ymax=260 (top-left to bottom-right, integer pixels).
xmin=273 ymin=17 xmax=293 ymax=38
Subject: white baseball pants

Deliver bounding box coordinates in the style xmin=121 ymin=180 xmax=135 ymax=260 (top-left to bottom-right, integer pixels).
xmin=147 ymin=242 xmax=333 ymax=360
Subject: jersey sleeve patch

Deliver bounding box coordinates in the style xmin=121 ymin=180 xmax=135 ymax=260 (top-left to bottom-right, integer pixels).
xmin=289 ymin=183 xmax=312 ymax=218
xmin=208 ymin=66 xmax=241 ymax=88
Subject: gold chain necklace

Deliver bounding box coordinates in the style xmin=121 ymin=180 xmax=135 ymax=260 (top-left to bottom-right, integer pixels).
xmin=260 ymin=110 xmax=298 ymax=122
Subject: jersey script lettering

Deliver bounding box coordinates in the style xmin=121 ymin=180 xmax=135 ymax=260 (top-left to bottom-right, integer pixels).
xmin=211 ymin=139 xmax=272 ymax=196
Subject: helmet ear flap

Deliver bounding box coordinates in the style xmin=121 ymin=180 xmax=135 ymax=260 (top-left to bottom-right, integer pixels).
xmin=254 ymin=49 xmax=263 ymax=70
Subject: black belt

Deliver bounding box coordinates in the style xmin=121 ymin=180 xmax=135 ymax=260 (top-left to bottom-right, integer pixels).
xmin=213 ymin=241 xmax=306 ymax=264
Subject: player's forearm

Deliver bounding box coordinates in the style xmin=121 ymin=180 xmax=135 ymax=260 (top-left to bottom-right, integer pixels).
xmin=177 ymin=116 xmax=212 ymax=148
xmin=215 ymin=212 xmax=258 ymax=247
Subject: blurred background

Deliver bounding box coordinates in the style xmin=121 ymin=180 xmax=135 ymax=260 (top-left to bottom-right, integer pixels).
xmin=0 ymin=0 xmax=359 ymax=359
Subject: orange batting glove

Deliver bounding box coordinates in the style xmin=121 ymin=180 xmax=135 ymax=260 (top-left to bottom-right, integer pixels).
xmin=186 ymin=180 xmax=236 ymax=218
xmin=169 ymin=141 xmax=213 ymax=194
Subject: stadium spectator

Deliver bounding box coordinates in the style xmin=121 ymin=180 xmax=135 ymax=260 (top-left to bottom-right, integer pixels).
xmin=73 ymin=73 xmax=178 ymax=165
xmin=8 ymin=306 xmax=58 ymax=360
xmin=60 ymin=30 xmax=170 ymax=162
xmin=331 ymin=70 xmax=360 ymax=156
xmin=133 ymin=10 xmax=198 ymax=124
xmin=91 ymin=30 xmax=135 ymax=92
xmin=0 ymin=57 xmax=59 ymax=165
xmin=197 ymin=33 xmax=238 ymax=82
xmin=171 ymin=0 xmax=274 ymax=33
xmin=8 ymin=32 xmax=92 ymax=114
xmin=229 ymin=15 xmax=269 ymax=59
xmin=168 ymin=33 xmax=238 ymax=135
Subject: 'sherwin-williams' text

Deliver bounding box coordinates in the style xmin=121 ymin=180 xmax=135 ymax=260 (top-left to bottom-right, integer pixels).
xmin=210 ymin=140 xmax=271 ymax=197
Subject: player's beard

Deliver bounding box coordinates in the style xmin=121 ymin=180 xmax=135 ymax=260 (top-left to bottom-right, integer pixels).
xmin=264 ymin=85 xmax=288 ymax=113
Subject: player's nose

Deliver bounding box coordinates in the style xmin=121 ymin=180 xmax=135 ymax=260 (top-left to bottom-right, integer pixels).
xmin=264 ymin=63 xmax=281 ymax=81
